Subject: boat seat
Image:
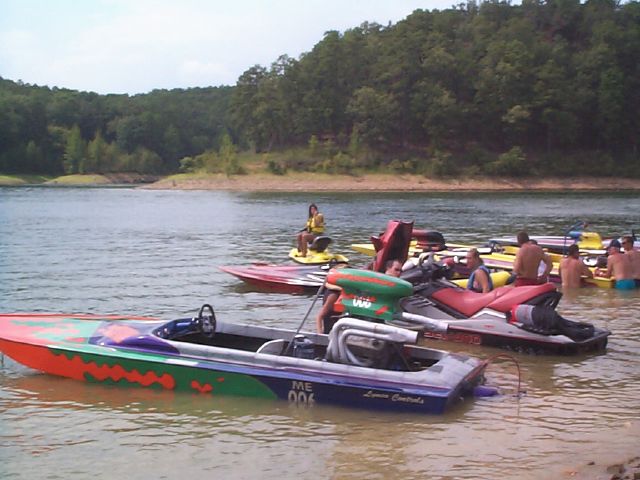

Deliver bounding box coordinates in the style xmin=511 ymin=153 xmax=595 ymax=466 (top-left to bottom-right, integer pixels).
xmin=309 ymin=236 xmax=331 ymax=253
xmin=432 ymin=283 xmax=557 ymax=317
xmin=256 ymin=339 xmax=288 ymax=355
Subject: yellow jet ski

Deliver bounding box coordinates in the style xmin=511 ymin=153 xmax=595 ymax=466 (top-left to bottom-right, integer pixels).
xmin=451 ymin=270 xmax=513 ymax=289
xmin=289 ymin=236 xmax=349 ymax=265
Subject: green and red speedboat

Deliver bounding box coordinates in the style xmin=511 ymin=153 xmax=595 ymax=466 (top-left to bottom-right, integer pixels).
xmin=0 ymin=305 xmax=492 ymax=414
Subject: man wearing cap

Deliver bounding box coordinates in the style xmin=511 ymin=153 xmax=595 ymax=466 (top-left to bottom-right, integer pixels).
xmin=595 ymin=239 xmax=635 ymax=289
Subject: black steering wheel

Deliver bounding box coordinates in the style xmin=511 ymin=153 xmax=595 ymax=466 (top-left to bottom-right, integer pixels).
xmin=417 ymin=251 xmax=452 ymax=281
xmin=196 ymin=304 xmax=216 ymax=338
xmin=418 ymin=251 xmax=435 ymax=268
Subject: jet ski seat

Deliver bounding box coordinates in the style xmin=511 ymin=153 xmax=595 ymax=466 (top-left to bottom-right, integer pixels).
xmin=432 ymin=283 xmax=557 ymax=317
xmin=309 ymin=236 xmax=332 ymax=253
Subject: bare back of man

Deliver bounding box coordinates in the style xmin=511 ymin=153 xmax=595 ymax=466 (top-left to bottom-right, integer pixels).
xmin=514 ymin=242 xmax=552 ymax=286
xmin=559 ymin=256 xmax=592 ymax=288
xmin=605 ymin=253 xmax=633 ymax=281
xmin=628 ymin=250 xmax=640 ymax=280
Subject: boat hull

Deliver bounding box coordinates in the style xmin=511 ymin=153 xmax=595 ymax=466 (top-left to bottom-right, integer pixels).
xmin=418 ymin=321 xmax=610 ymax=355
xmin=0 ymin=314 xmax=485 ymax=414
xmin=220 ymin=264 xmax=326 ymax=293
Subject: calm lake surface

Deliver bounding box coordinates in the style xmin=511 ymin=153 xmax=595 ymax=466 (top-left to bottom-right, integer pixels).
xmin=0 ymin=187 xmax=639 ymax=479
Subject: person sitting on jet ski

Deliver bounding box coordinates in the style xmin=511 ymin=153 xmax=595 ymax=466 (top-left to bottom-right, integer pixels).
xmin=513 ymin=231 xmax=553 ymax=286
xmin=466 ymin=248 xmax=493 ymax=293
xmin=295 ymin=203 xmax=325 ymax=257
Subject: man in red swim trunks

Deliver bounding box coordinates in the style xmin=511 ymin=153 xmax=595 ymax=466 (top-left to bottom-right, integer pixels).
xmin=513 ymin=231 xmax=553 ymax=286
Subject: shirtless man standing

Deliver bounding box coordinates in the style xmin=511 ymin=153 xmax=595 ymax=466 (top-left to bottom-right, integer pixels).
xmin=622 ymin=236 xmax=640 ymax=287
xmin=595 ymin=239 xmax=635 ymax=290
xmin=513 ymin=231 xmax=553 ymax=287
xmin=559 ymin=244 xmax=593 ymax=288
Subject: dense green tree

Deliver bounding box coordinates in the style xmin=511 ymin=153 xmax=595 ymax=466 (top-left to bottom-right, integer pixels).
xmin=63 ymin=125 xmax=85 ymax=174
xmin=86 ymin=130 xmax=108 ymax=173
xmin=346 ymin=87 xmax=399 ymax=148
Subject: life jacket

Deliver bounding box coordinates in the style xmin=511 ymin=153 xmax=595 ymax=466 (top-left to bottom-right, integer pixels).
xmin=306 ymin=214 xmax=325 ymax=234
xmin=467 ymin=265 xmax=494 ymax=292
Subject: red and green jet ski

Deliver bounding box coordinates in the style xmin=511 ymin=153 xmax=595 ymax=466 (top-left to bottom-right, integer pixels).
xmin=326 ymin=260 xmax=610 ymax=355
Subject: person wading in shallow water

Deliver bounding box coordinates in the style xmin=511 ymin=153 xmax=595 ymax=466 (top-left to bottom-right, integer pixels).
xmin=559 ymin=244 xmax=593 ymax=289
xmin=513 ymin=231 xmax=553 ymax=286
xmin=295 ymin=203 xmax=324 ymax=257
xmin=595 ymin=239 xmax=636 ymax=290
xmin=621 ymin=236 xmax=640 ymax=287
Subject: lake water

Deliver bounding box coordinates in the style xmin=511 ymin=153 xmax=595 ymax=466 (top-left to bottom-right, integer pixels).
xmin=0 ymin=187 xmax=639 ymax=479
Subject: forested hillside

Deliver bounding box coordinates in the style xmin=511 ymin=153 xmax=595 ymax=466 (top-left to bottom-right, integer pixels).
xmin=1 ymin=0 xmax=639 ymax=178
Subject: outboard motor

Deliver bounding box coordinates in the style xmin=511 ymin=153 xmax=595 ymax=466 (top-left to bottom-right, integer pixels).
xmin=327 ymin=268 xmax=413 ymax=322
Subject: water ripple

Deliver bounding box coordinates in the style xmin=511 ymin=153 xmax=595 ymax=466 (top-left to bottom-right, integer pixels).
xmin=1 ymin=188 xmax=639 ymax=479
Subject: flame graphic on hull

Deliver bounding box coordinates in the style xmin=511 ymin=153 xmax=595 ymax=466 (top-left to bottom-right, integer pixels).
xmin=0 ymin=339 xmax=175 ymax=389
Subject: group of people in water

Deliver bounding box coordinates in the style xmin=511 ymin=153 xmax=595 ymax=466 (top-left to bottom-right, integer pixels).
xmin=294 ymin=204 xmax=639 ymax=332
xmin=594 ymin=236 xmax=640 ymax=290
xmin=464 ymin=230 xmax=639 ymax=291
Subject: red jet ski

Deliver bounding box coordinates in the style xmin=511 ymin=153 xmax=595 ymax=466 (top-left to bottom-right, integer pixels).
xmin=393 ymin=257 xmax=610 ymax=354
xmin=328 ymin=258 xmax=609 ymax=355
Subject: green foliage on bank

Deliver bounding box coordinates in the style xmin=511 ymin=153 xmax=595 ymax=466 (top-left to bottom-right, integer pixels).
xmin=2 ymin=0 xmax=639 ymax=178
xmin=0 ymin=174 xmax=51 ymax=185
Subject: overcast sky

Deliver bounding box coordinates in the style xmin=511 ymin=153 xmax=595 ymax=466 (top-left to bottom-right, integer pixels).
xmin=0 ymin=0 xmax=460 ymax=95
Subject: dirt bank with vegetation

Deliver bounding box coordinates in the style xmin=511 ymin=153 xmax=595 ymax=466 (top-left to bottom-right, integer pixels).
xmin=143 ymin=172 xmax=640 ymax=192
xmin=3 ymin=172 xmax=640 ymax=191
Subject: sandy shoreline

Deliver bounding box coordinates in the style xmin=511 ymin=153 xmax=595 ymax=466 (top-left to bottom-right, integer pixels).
xmin=2 ymin=172 xmax=640 ymax=191
xmin=143 ymin=173 xmax=640 ymax=192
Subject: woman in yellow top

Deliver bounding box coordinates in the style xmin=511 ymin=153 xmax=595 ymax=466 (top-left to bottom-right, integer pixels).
xmin=296 ymin=203 xmax=325 ymax=257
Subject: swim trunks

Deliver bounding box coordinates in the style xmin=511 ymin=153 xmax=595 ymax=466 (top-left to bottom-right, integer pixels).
xmin=514 ymin=277 xmax=541 ymax=287
xmin=615 ymin=279 xmax=637 ymax=290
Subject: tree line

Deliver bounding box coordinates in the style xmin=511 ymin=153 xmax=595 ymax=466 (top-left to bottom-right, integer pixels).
xmin=0 ymin=81 xmax=233 ymax=175
xmin=1 ymin=0 xmax=639 ymax=178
